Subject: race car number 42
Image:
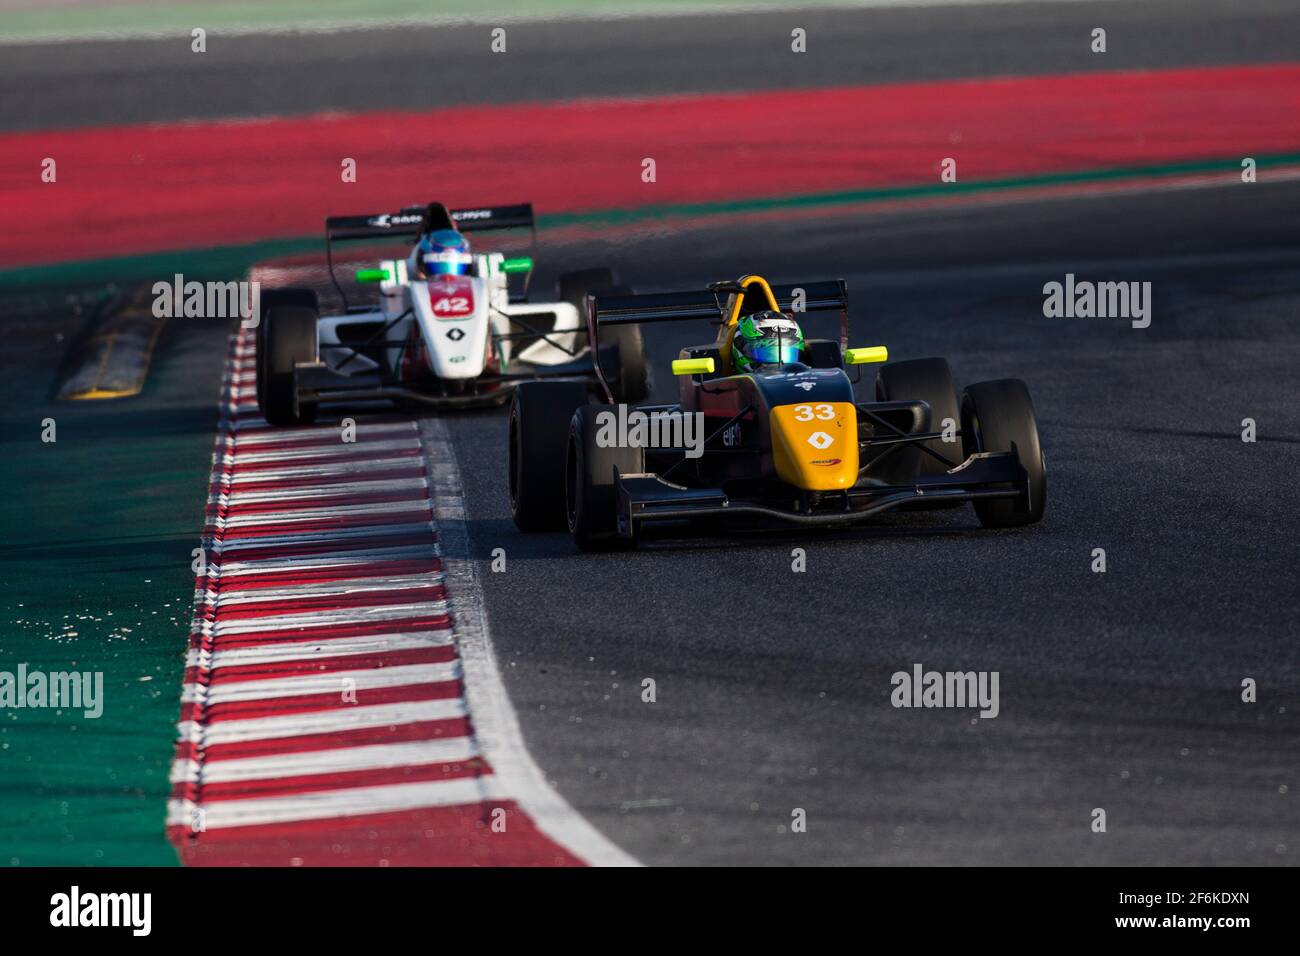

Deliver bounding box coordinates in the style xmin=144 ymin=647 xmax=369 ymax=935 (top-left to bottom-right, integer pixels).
xmin=433 ymin=296 xmax=471 ymax=316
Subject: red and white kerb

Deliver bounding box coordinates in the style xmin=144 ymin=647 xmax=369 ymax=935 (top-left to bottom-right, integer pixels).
xmin=166 ymin=330 xmax=634 ymax=866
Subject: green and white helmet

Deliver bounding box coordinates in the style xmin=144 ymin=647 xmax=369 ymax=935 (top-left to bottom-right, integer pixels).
xmin=732 ymin=310 xmax=805 ymax=373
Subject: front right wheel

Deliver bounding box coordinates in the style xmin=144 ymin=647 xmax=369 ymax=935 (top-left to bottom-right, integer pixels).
xmin=961 ymin=378 xmax=1046 ymax=528
xmin=876 ymin=357 xmax=963 ymax=480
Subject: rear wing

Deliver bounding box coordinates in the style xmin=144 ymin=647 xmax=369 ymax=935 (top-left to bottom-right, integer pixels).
xmin=325 ymin=206 xmax=427 ymax=242
xmin=325 ymin=202 xmax=536 ymax=241
xmin=450 ymin=203 xmax=536 ymax=232
xmin=590 ymin=280 xmax=848 ymax=325
xmin=586 ymin=277 xmax=850 ymax=401
xmin=323 ymin=201 xmax=536 ymax=307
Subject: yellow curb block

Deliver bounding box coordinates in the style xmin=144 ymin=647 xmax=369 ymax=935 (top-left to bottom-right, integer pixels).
xmin=58 ymin=286 xmax=166 ymax=401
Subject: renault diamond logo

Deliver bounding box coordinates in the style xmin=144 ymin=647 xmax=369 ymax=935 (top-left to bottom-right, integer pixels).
xmin=446 ymin=328 xmax=465 ymax=341
xmin=807 ymin=431 xmax=833 ymax=450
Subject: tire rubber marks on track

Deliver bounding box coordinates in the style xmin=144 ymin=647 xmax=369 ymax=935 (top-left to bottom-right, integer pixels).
xmin=167 ymin=332 xmax=635 ymax=865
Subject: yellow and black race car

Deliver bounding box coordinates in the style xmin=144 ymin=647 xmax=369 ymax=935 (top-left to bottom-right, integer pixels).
xmin=508 ymin=274 xmax=1045 ymax=550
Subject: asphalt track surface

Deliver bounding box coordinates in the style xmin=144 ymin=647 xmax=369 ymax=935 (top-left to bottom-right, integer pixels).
xmin=3 ymin=1 xmax=1298 ymax=865
xmin=4 ymin=0 xmax=1300 ymax=131
xmin=450 ymin=182 xmax=1300 ymax=865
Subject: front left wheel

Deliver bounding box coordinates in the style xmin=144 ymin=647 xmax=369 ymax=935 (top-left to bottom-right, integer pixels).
xmin=259 ymin=305 xmax=319 ymax=426
xmin=566 ymin=403 xmax=644 ymax=551
xmin=255 ymin=288 xmax=318 ymax=414
xmin=509 ymin=381 xmax=592 ymax=531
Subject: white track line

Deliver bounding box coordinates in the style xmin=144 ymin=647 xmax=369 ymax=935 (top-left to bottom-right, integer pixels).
xmin=209 ymin=602 xmax=449 ymax=636
xmin=214 ymin=574 xmax=443 ymax=603
xmin=167 ymin=777 xmax=506 ymax=830
xmin=217 ymin=503 xmax=432 ymax=527
xmin=186 ymin=632 xmax=454 ymax=669
xmin=213 ymin=478 xmax=428 ymax=504
xmin=173 ymin=738 xmax=480 ymax=784
xmin=420 ymin=417 xmax=641 ymax=866
xmin=215 ymin=547 xmax=437 ymax=576
xmin=224 ymin=438 xmax=421 ymax=464
xmin=225 ymin=458 xmax=424 ymax=482
xmin=181 ymin=661 xmax=460 ymax=704
xmin=231 ymin=423 xmax=417 ymax=447
xmin=178 ymin=698 xmax=468 ymax=746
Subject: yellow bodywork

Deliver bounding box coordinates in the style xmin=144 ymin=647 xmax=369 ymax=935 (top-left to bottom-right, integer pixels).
xmin=770 ymin=402 xmax=860 ymax=490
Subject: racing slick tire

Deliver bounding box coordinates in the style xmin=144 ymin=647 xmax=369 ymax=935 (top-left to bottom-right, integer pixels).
xmin=559 ymin=269 xmax=649 ymax=404
xmin=961 ymin=378 xmax=1046 ymax=528
xmin=605 ymin=322 xmax=649 ymax=404
xmin=566 ymin=403 xmax=644 ymax=551
xmin=876 ymin=357 xmax=963 ymax=500
xmin=255 ymin=289 xmax=318 ymax=414
xmin=509 ymin=381 xmax=592 ymax=531
xmin=260 ymin=304 xmax=319 ymax=427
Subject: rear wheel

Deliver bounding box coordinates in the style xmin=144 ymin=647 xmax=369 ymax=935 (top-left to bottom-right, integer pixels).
xmin=566 ymin=403 xmax=644 ymax=550
xmin=260 ymin=305 xmax=319 ymax=426
xmin=603 ymin=323 xmax=649 ymax=403
xmin=559 ymin=269 xmax=649 ymax=403
xmin=961 ymin=378 xmax=1046 ymax=528
xmin=509 ymin=381 xmax=591 ymax=531
xmin=876 ymin=358 xmax=963 ymax=500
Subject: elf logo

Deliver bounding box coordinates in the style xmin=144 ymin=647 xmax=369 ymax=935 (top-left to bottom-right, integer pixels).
xmin=50 ymin=886 xmax=151 ymax=936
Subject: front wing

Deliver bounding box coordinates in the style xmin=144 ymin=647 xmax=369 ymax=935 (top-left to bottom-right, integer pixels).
xmin=290 ymin=343 xmax=621 ymax=411
xmin=614 ymin=451 xmax=1031 ymax=537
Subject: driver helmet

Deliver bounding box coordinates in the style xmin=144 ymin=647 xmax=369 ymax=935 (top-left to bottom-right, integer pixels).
xmin=417 ymin=229 xmax=473 ymax=276
xmin=732 ymin=310 xmax=805 ymax=372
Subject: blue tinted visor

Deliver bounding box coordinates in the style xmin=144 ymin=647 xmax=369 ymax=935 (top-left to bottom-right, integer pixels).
xmin=745 ymin=335 xmax=802 ymax=365
xmin=422 ymin=252 xmax=473 ymax=276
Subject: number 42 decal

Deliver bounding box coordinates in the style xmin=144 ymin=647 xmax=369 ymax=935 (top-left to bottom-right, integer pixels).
xmin=433 ymin=296 xmax=470 ymax=313
xmin=793 ymin=404 xmax=835 ymax=421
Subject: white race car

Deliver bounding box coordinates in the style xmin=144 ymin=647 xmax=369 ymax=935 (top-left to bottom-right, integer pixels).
xmin=255 ymin=201 xmax=648 ymax=424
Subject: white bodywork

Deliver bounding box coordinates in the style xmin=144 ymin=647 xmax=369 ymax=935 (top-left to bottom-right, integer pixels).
xmin=317 ymin=251 xmax=585 ymax=381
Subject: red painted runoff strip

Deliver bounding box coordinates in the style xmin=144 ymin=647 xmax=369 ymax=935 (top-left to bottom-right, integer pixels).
xmin=199 ymin=559 xmax=443 ymax=589
xmin=4 ymin=64 xmax=1299 ymax=267
xmin=179 ymin=804 xmax=581 ymax=867
xmin=192 ymin=681 xmax=466 ymax=723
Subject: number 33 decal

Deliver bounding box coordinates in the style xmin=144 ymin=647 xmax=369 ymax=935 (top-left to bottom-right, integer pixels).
xmin=793 ymin=404 xmax=835 ymax=421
